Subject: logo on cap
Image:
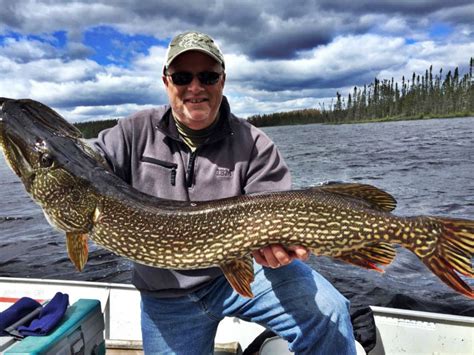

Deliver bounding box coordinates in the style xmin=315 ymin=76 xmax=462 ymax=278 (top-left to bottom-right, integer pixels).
xmin=178 ymin=32 xmax=212 ymax=48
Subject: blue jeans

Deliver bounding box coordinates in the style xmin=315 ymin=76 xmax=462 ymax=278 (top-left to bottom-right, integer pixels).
xmin=141 ymin=260 xmax=356 ymax=355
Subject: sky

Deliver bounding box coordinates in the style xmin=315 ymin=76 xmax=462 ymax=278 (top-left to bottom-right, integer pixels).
xmin=0 ymin=0 xmax=473 ymax=122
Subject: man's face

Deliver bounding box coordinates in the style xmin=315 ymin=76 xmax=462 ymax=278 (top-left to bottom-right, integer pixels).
xmin=163 ymin=51 xmax=225 ymax=130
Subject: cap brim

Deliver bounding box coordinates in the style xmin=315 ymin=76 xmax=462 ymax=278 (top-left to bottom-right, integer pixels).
xmin=166 ymin=48 xmax=224 ymax=69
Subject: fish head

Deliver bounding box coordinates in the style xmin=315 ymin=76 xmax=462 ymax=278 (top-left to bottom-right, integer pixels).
xmin=0 ymin=98 xmax=49 ymax=191
xmin=0 ymin=98 xmax=99 ymax=233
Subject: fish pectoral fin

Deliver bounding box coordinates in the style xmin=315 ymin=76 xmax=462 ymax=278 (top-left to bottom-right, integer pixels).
xmin=220 ymin=256 xmax=255 ymax=298
xmin=66 ymin=232 xmax=89 ymax=272
xmin=336 ymin=242 xmax=396 ymax=273
xmin=314 ymin=183 xmax=397 ymax=212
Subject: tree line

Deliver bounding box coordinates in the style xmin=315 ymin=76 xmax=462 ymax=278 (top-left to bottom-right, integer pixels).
xmin=248 ymin=57 xmax=474 ymax=126
xmin=74 ymin=119 xmax=117 ymax=139
xmin=246 ymin=108 xmax=323 ymax=127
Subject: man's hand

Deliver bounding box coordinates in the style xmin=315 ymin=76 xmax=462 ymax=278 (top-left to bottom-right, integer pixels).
xmin=252 ymin=244 xmax=310 ymax=268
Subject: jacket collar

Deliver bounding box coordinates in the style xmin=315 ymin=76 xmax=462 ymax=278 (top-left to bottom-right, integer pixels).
xmin=156 ymin=96 xmax=234 ymax=145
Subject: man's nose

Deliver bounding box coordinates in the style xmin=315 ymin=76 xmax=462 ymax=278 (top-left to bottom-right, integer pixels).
xmin=187 ymin=76 xmax=204 ymax=91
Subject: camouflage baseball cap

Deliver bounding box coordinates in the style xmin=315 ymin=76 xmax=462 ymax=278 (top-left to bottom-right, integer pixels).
xmin=164 ymin=31 xmax=225 ymax=71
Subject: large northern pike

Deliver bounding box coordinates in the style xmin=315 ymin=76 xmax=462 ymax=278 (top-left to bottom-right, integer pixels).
xmin=0 ymin=98 xmax=473 ymax=298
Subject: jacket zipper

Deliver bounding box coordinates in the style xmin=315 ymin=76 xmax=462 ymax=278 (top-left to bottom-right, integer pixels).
xmin=186 ymin=150 xmax=197 ymax=188
xmin=141 ymin=156 xmax=177 ymax=186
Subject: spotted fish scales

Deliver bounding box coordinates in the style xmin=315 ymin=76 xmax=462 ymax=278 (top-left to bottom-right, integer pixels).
xmin=0 ymin=98 xmax=473 ymax=298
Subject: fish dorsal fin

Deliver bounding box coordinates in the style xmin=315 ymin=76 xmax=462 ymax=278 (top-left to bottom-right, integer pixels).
xmin=220 ymin=256 xmax=255 ymax=298
xmin=315 ymin=182 xmax=397 ymax=212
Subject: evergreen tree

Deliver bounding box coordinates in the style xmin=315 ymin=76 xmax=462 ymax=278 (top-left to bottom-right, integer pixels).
xmin=247 ymin=58 xmax=473 ymax=127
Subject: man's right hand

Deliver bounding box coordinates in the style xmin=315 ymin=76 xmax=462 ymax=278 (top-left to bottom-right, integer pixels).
xmin=252 ymin=244 xmax=310 ymax=268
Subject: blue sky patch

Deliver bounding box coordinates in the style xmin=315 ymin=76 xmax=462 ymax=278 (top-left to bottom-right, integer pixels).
xmin=84 ymin=26 xmax=166 ymax=66
xmin=429 ymin=23 xmax=453 ymax=38
xmin=0 ymin=31 xmax=19 ymax=45
xmin=50 ymin=31 xmax=68 ymax=48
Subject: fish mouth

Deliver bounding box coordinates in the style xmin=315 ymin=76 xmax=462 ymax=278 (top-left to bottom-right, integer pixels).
xmin=0 ymin=117 xmax=35 ymax=189
xmin=0 ymin=98 xmax=42 ymax=189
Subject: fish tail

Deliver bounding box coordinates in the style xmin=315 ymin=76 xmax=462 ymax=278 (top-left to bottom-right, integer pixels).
xmin=420 ymin=217 xmax=474 ymax=298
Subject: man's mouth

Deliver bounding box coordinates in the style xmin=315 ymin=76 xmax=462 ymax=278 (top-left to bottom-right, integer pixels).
xmin=186 ymin=98 xmax=208 ymax=104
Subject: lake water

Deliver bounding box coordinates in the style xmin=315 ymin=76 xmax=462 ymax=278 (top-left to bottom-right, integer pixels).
xmin=0 ymin=117 xmax=473 ymax=318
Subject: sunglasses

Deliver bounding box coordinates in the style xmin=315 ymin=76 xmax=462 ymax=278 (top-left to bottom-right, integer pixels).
xmin=166 ymin=71 xmax=223 ymax=86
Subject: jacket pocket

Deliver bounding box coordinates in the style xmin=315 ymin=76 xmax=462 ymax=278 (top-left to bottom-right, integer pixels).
xmin=140 ymin=156 xmax=177 ymax=186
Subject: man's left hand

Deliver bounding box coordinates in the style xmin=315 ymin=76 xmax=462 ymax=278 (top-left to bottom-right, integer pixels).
xmin=252 ymin=244 xmax=310 ymax=268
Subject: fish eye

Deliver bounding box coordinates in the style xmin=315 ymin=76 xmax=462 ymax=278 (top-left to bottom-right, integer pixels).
xmin=40 ymin=153 xmax=54 ymax=168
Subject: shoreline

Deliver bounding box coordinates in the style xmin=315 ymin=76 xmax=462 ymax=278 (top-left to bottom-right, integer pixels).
xmin=254 ymin=113 xmax=474 ymax=128
xmin=327 ymin=112 xmax=474 ymax=125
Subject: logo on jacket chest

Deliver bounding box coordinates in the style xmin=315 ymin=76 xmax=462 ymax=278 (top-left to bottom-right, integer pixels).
xmin=215 ymin=167 xmax=232 ymax=177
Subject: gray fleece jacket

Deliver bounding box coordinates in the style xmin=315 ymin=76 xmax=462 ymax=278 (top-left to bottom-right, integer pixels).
xmin=93 ymin=96 xmax=291 ymax=297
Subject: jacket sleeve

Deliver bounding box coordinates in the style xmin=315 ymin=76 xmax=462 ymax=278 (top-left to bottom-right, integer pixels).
xmin=243 ymin=127 xmax=292 ymax=195
xmin=91 ymin=118 xmax=133 ymax=184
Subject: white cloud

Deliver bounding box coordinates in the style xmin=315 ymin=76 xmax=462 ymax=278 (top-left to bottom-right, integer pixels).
xmin=0 ymin=37 xmax=58 ymax=62
xmin=0 ymin=1 xmax=472 ymax=121
xmin=375 ymin=16 xmax=409 ymax=34
xmin=132 ymin=46 xmax=168 ymax=73
xmin=0 ymin=2 xmax=120 ymax=34
xmin=65 ymin=103 xmax=158 ymax=122
xmin=0 ymin=48 xmax=168 ymax=121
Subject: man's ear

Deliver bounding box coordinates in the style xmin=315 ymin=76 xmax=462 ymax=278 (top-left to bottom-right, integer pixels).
xmin=162 ymin=75 xmax=169 ymax=87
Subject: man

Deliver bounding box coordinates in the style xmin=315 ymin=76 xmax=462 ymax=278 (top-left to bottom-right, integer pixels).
xmin=94 ymin=31 xmax=356 ymax=354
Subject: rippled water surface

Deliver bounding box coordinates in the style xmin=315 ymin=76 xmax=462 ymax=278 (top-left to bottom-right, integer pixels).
xmin=1 ymin=117 xmax=473 ymax=316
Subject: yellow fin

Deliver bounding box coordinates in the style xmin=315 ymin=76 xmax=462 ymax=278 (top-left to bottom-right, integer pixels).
xmin=220 ymin=256 xmax=255 ymax=298
xmin=419 ymin=217 xmax=474 ymax=299
xmin=315 ymin=183 xmax=397 ymax=212
xmin=66 ymin=232 xmax=89 ymax=271
xmin=336 ymin=242 xmax=396 ymax=272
